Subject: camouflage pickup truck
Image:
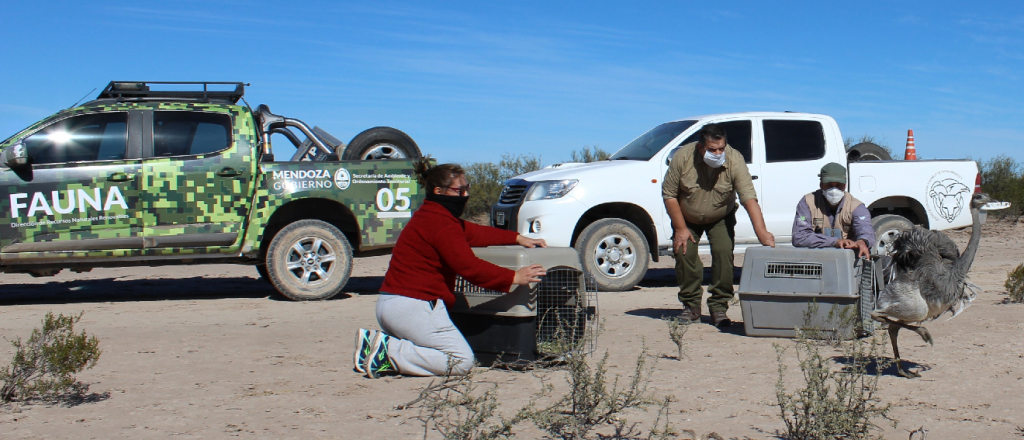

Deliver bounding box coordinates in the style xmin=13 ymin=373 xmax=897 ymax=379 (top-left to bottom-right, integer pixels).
xmin=0 ymin=81 xmax=425 ymax=300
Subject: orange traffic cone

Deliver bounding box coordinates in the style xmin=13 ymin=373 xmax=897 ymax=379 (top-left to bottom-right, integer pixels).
xmin=904 ymin=129 xmax=917 ymax=160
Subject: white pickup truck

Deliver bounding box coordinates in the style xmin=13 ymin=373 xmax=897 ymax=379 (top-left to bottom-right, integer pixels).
xmin=490 ymin=112 xmax=988 ymax=291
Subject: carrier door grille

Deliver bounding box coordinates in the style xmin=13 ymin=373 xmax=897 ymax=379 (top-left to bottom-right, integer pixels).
xmin=765 ymin=262 xmax=823 ymax=279
xmin=454 ymin=267 xmax=598 ymax=357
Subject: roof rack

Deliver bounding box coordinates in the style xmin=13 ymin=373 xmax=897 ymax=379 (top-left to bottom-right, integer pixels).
xmin=96 ymin=81 xmax=247 ymax=104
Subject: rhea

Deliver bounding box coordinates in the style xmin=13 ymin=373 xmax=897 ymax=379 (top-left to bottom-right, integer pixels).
xmin=870 ymin=192 xmax=994 ymax=378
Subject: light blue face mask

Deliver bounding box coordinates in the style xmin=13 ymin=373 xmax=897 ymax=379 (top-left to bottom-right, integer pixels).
xmin=703 ymin=150 xmax=725 ymax=168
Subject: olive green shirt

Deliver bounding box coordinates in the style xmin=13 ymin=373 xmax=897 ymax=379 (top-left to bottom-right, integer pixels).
xmin=661 ymin=142 xmax=758 ymax=225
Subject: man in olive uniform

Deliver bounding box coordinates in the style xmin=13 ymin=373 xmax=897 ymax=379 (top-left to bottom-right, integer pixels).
xmin=792 ymin=162 xmax=875 ymax=259
xmin=662 ymin=123 xmax=775 ymax=327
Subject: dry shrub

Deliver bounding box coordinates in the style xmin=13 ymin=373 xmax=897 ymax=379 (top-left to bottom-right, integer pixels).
xmin=405 ymin=341 xmax=674 ymax=439
xmin=528 ymin=346 xmax=663 ymax=440
xmin=0 ymin=312 xmax=101 ymax=403
xmin=401 ymin=363 xmax=528 ymax=440
xmin=774 ymin=330 xmax=895 ymax=440
xmin=1005 ymin=263 xmax=1024 ymax=303
xmin=663 ymin=316 xmax=691 ymax=360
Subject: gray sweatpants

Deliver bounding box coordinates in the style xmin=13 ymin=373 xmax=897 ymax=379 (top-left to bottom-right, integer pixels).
xmin=375 ymin=293 xmax=475 ymax=376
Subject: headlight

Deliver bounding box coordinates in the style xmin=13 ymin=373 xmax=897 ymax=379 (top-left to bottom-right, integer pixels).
xmin=526 ymin=179 xmax=578 ymax=201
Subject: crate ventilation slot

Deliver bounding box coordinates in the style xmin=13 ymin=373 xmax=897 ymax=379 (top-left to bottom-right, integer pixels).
xmin=765 ymin=262 xmax=822 ymax=279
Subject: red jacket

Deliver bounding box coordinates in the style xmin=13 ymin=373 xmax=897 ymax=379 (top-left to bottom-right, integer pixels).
xmin=380 ymin=200 xmax=520 ymax=306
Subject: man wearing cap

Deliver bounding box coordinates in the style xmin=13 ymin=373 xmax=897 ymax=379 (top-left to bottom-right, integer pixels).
xmin=663 ymin=123 xmax=775 ymax=328
xmin=792 ymin=162 xmax=875 ymax=259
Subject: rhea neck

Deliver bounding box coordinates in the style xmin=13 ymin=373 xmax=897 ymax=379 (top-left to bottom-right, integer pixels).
xmin=954 ymin=204 xmax=984 ymax=276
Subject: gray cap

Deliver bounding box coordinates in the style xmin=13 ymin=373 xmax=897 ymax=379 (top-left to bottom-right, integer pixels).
xmin=818 ymin=162 xmax=847 ymax=185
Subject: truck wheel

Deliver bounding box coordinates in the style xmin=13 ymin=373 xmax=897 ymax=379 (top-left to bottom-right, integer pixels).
xmin=342 ymin=127 xmax=422 ymax=161
xmin=254 ymin=263 xmax=272 ymax=285
xmin=575 ymin=219 xmax=650 ymax=292
xmin=872 ymin=214 xmax=913 ymax=257
xmin=265 ymin=220 xmax=352 ymax=301
xmin=847 ymin=142 xmax=892 ymax=162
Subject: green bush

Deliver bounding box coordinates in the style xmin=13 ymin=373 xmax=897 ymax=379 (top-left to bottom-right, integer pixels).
xmin=1006 ymin=263 xmax=1024 ymax=303
xmin=979 ymin=155 xmax=1024 ymax=219
xmin=462 ymin=153 xmax=543 ymax=221
xmin=0 ymin=312 xmax=102 ymax=403
xmin=462 ymin=161 xmax=502 ymax=222
xmin=568 ymin=146 xmax=611 ymax=163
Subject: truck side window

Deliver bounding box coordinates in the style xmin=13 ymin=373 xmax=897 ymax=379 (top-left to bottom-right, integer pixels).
xmin=23 ymin=113 xmax=128 ymax=165
xmin=153 ymin=112 xmax=231 ymax=157
xmin=674 ymin=120 xmax=753 ymax=164
xmin=763 ymin=120 xmax=825 ymax=162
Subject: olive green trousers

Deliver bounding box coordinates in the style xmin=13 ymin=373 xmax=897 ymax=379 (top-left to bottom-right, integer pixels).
xmin=674 ymin=210 xmax=736 ymax=313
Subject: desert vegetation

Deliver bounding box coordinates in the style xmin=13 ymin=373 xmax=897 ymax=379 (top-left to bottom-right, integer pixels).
xmin=978 ymin=155 xmax=1024 ymax=219
xmin=0 ymin=312 xmax=101 ymax=403
xmin=1005 ymin=263 xmax=1024 ymax=303
xmin=461 ymin=147 xmax=611 ymax=221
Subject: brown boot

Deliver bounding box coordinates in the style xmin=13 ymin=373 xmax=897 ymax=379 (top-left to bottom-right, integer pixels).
xmin=711 ymin=310 xmax=732 ymax=328
xmin=680 ymin=305 xmax=701 ymax=323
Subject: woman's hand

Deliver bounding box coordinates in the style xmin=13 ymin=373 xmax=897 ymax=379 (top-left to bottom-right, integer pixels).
xmin=513 ymin=264 xmax=546 ymax=285
xmin=516 ymin=235 xmax=547 ymax=248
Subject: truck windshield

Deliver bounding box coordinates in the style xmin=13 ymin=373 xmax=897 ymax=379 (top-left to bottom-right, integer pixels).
xmin=610 ymin=120 xmax=696 ymax=161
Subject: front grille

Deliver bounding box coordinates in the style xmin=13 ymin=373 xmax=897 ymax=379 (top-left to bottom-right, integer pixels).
xmin=765 ymin=262 xmax=823 ymax=279
xmin=499 ymin=185 xmax=528 ymax=204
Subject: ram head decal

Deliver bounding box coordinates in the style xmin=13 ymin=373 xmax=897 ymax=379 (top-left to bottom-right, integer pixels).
xmin=929 ymin=179 xmax=971 ymax=222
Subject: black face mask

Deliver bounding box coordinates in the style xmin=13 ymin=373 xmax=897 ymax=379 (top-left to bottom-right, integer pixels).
xmin=426 ymin=193 xmax=469 ymax=218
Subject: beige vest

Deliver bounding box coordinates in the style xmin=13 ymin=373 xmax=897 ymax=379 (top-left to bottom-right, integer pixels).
xmin=804 ymin=191 xmax=862 ymax=239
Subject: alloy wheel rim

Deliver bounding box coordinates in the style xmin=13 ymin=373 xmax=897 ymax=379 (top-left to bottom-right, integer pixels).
xmin=876 ymin=229 xmax=901 ymax=256
xmin=284 ymin=236 xmax=337 ymax=286
xmin=592 ymin=233 xmax=635 ymax=278
xmin=360 ymin=143 xmax=406 ymax=160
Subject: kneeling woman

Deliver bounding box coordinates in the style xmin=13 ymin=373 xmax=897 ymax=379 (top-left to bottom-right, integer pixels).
xmin=355 ymin=159 xmax=546 ymax=378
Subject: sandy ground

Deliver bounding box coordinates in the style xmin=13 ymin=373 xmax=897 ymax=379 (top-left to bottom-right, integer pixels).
xmin=0 ymin=221 xmax=1022 ymax=439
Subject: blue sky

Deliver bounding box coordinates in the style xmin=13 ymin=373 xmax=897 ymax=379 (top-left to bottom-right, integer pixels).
xmin=2 ymin=1 xmax=1022 ymax=166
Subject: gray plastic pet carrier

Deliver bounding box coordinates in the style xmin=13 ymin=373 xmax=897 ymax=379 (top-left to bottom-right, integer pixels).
xmin=450 ymin=246 xmax=598 ymax=366
xmin=738 ymin=246 xmax=878 ymax=339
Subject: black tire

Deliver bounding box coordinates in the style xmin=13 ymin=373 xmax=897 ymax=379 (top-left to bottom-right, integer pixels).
xmin=265 ymin=220 xmax=352 ymax=301
xmin=342 ymin=126 xmax=422 ymax=161
xmin=574 ymin=219 xmax=650 ymax=291
xmin=254 ymin=263 xmax=272 ymax=285
xmin=847 ymin=142 xmax=892 ymax=162
xmin=871 ymin=214 xmax=913 ymax=257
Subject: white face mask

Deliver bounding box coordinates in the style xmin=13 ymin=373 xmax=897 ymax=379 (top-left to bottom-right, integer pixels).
xmin=703 ymin=149 xmax=726 ymax=168
xmin=824 ymin=187 xmax=844 ymax=205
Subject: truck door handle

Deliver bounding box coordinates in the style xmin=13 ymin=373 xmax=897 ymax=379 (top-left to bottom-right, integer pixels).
xmin=216 ymin=167 xmax=242 ymax=177
xmin=107 ymin=172 xmax=133 ymax=182
xmin=751 ymin=175 xmax=759 ymax=180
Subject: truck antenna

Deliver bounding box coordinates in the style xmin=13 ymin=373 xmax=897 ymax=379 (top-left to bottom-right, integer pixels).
xmin=69 ymin=88 xmax=98 ymax=108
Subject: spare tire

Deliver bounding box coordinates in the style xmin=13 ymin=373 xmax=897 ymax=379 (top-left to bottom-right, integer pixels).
xmin=847 ymin=142 xmax=892 ymax=162
xmin=342 ymin=126 xmax=422 ymax=161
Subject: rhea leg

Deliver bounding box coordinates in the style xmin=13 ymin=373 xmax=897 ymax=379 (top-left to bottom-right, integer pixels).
xmin=878 ymin=316 xmax=933 ymax=346
xmin=888 ymin=325 xmax=919 ymax=378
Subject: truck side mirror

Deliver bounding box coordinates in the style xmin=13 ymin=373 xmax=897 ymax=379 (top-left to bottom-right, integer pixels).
xmin=2 ymin=141 xmax=29 ymax=169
